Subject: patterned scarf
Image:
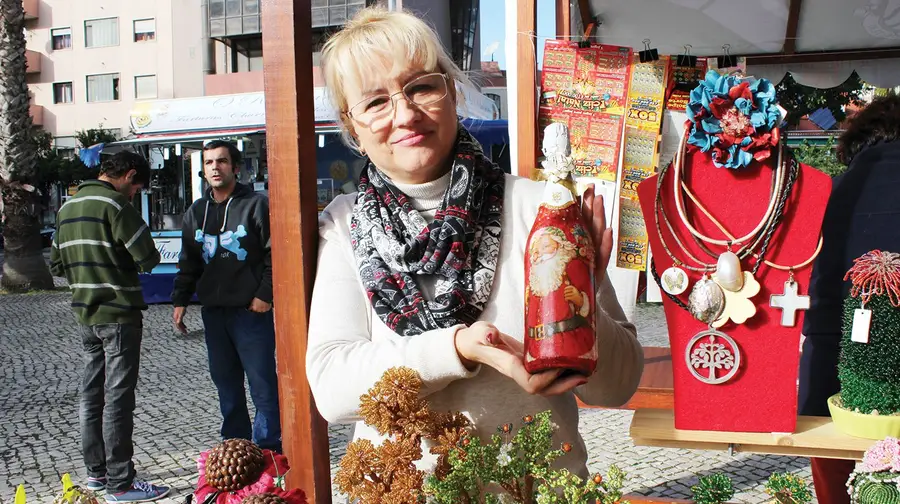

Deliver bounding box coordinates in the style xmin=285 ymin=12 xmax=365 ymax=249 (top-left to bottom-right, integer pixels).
xmin=350 ymin=125 xmax=506 ymax=336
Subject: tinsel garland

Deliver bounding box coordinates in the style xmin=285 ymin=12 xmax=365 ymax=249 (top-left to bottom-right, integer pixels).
xmin=848 ymin=471 xmax=900 ymax=504
xmin=839 ymin=294 xmax=900 ymax=414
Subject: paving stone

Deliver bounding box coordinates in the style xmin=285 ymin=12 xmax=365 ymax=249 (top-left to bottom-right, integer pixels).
xmin=0 ymin=252 xmax=818 ymax=503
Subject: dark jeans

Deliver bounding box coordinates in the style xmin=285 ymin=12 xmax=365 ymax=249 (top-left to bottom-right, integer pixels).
xmin=201 ymin=307 xmax=281 ymax=452
xmin=79 ymin=323 xmax=142 ymax=493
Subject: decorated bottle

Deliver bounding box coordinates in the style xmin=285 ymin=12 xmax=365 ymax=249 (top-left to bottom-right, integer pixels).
xmin=524 ymin=123 xmax=597 ymax=376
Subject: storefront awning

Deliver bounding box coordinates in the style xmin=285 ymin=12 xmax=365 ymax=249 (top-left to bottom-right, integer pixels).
xmin=584 ymin=0 xmax=900 ymax=88
xmin=107 ymin=127 xmax=267 ymax=149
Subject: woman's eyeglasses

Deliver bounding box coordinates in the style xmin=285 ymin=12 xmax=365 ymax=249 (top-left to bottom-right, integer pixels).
xmin=347 ymin=73 xmax=449 ymax=126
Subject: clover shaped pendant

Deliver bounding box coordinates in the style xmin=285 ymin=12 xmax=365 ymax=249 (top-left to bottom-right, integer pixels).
xmin=710 ymin=271 xmax=760 ymax=328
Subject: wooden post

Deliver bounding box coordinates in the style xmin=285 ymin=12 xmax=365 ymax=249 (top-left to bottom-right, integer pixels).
xmin=516 ymin=0 xmax=537 ymax=178
xmin=556 ymin=0 xmax=570 ymax=39
xmin=261 ymin=1 xmax=332 ymax=502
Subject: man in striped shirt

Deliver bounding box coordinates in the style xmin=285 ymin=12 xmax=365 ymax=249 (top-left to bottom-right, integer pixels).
xmin=50 ymin=152 xmax=169 ymax=503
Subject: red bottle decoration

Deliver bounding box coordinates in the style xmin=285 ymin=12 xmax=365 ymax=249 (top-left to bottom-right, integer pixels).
xmin=524 ymin=124 xmax=597 ymax=376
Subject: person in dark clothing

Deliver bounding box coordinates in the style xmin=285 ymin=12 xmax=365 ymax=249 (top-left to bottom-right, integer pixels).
xmin=50 ymin=152 xmax=170 ymax=503
xmin=171 ymin=140 xmax=281 ymax=452
xmin=799 ymin=94 xmax=900 ymax=503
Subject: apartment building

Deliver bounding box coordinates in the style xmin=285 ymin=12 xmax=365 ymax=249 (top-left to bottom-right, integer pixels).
xmin=24 ymin=0 xmax=486 ymax=147
xmin=204 ymin=0 xmax=481 ymax=96
xmin=24 ymin=0 xmax=206 ymax=150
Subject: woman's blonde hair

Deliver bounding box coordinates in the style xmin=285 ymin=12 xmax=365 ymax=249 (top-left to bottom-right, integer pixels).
xmin=321 ymin=6 xmax=474 ymax=149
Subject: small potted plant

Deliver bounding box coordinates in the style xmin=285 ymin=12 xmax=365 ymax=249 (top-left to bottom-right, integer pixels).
xmin=690 ymin=473 xmax=734 ymax=504
xmin=335 ymin=366 xmax=628 ymax=504
xmin=847 ymin=437 xmax=900 ymax=503
xmin=764 ymin=473 xmax=812 ymax=504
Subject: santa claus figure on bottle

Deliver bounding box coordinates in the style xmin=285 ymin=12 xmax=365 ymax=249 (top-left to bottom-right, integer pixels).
xmin=524 ymin=123 xmax=597 ymax=376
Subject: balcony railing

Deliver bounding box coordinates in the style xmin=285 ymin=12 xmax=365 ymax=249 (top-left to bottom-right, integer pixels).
xmin=23 ymin=0 xmax=38 ymax=20
xmin=30 ymin=104 xmax=43 ymax=126
xmin=26 ymin=49 xmax=40 ymax=74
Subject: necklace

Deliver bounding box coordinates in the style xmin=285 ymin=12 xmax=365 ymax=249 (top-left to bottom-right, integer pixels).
xmin=676 ymin=154 xmax=821 ymax=327
xmin=653 ymin=132 xmax=796 ymax=328
xmin=672 ymin=130 xmax=786 ymax=293
xmin=650 ymin=135 xmax=803 ymax=385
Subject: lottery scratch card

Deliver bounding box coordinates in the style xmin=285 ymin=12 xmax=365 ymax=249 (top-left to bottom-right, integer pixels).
xmin=539 ymin=39 xmax=633 ymax=183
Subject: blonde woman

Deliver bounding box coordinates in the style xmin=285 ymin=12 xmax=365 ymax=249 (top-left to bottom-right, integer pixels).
xmin=306 ymin=7 xmax=643 ymax=477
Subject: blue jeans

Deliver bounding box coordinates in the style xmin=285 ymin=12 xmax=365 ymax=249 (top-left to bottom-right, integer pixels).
xmin=79 ymin=323 xmax=142 ymax=493
xmin=201 ymin=307 xmax=281 ymax=452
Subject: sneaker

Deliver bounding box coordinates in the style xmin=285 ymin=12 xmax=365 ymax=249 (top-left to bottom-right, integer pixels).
xmin=86 ymin=476 xmax=107 ymax=491
xmin=105 ymin=481 xmax=170 ymax=503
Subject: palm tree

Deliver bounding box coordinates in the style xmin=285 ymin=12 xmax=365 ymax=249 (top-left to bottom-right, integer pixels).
xmin=0 ymin=0 xmax=53 ymax=291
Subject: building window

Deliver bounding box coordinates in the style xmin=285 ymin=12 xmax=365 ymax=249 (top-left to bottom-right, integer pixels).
xmin=86 ymin=73 xmax=120 ymax=102
xmin=232 ymin=36 xmax=263 ymax=72
xmin=85 ymin=18 xmax=119 ymax=48
xmin=51 ymin=27 xmax=72 ymax=50
xmin=209 ymin=0 xmax=261 ymax=37
xmin=53 ymin=82 xmax=74 ymax=104
xmin=54 ymin=136 xmax=77 ymax=159
xmin=449 ymin=0 xmax=478 ymax=71
xmin=311 ymin=0 xmax=365 ymax=28
xmin=486 ymin=93 xmax=502 ymax=116
xmin=134 ymin=19 xmax=156 ymax=42
xmin=135 ymin=75 xmax=157 ymax=99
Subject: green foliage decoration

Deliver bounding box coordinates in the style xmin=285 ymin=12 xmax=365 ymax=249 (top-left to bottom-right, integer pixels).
xmin=690 ymin=473 xmax=735 ymax=504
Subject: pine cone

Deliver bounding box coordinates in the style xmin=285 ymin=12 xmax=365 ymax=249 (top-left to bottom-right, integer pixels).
xmin=204 ymin=438 xmax=266 ymax=491
xmin=241 ymin=493 xmax=287 ymax=504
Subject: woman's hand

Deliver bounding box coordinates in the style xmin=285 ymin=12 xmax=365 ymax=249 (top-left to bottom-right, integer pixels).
xmin=582 ymin=185 xmax=614 ymax=285
xmin=454 ymin=322 xmax=588 ymax=395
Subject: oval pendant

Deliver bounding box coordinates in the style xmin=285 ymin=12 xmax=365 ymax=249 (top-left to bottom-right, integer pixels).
xmin=661 ymin=266 xmax=689 ymax=295
xmin=716 ymin=251 xmax=744 ymax=292
xmin=688 ymin=276 xmax=725 ymax=325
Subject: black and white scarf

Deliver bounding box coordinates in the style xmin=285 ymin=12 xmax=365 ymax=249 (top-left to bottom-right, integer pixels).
xmin=350 ymin=125 xmax=506 ymax=336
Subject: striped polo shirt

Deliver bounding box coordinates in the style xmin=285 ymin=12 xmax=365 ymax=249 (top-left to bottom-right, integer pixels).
xmin=49 ymin=180 xmax=161 ymax=326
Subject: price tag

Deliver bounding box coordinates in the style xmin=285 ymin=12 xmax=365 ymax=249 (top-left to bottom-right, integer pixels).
xmin=851 ymin=308 xmax=872 ymax=344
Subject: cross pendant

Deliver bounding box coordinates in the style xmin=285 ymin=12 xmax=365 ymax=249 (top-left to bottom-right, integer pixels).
xmin=770 ymin=280 xmax=811 ymax=327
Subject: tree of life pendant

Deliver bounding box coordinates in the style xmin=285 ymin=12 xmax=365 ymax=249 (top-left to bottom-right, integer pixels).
xmin=685 ymin=328 xmax=741 ymax=385
xmin=661 ymin=266 xmax=689 ymax=295
xmin=770 ymin=279 xmax=811 ymax=327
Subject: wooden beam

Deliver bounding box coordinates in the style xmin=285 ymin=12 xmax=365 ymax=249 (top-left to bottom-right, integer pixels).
xmin=261 ymin=0 xmax=332 ymax=502
xmin=783 ymin=0 xmax=803 ymax=54
xmin=516 ymin=0 xmax=538 ymax=178
xmin=577 ymin=0 xmax=592 ymax=33
xmin=556 ymin=0 xmax=571 ymax=39
xmin=630 ymin=409 xmax=874 ymax=461
xmin=583 ymin=21 xmax=595 ymax=40
xmin=743 ymin=46 xmax=900 ymax=65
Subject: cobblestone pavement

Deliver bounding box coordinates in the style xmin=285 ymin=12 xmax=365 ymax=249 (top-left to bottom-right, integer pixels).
xmin=1 ymin=267 xmax=814 ymax=503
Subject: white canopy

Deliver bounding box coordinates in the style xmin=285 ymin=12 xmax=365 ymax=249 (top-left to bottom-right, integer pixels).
xmin=586 ymin=0 xmax=900 ymax=88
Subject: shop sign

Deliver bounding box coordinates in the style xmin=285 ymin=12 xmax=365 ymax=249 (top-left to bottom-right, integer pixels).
xmin=131 ymin=85 xmax=499 ymax=134
xmin=130 ymin=89 xmax=337 ymax=134
xmin=154 ymin=237 xmax=182 ymax=264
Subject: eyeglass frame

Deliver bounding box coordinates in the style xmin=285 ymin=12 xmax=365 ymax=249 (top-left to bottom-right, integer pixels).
xmin=344 ymin=72 xmax=452 ymax=121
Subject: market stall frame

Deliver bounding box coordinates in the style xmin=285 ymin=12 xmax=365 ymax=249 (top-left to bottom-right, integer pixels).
xmin=262 ymin=0 xmax=900 ymax=503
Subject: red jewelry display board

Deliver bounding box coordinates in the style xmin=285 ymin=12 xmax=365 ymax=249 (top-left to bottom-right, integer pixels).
xmin=637 ymin=147 xmax=830 ymax=432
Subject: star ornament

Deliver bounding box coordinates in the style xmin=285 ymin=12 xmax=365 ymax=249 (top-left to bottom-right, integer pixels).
xmin=711 ymin=271 xmax=760 ymax=328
